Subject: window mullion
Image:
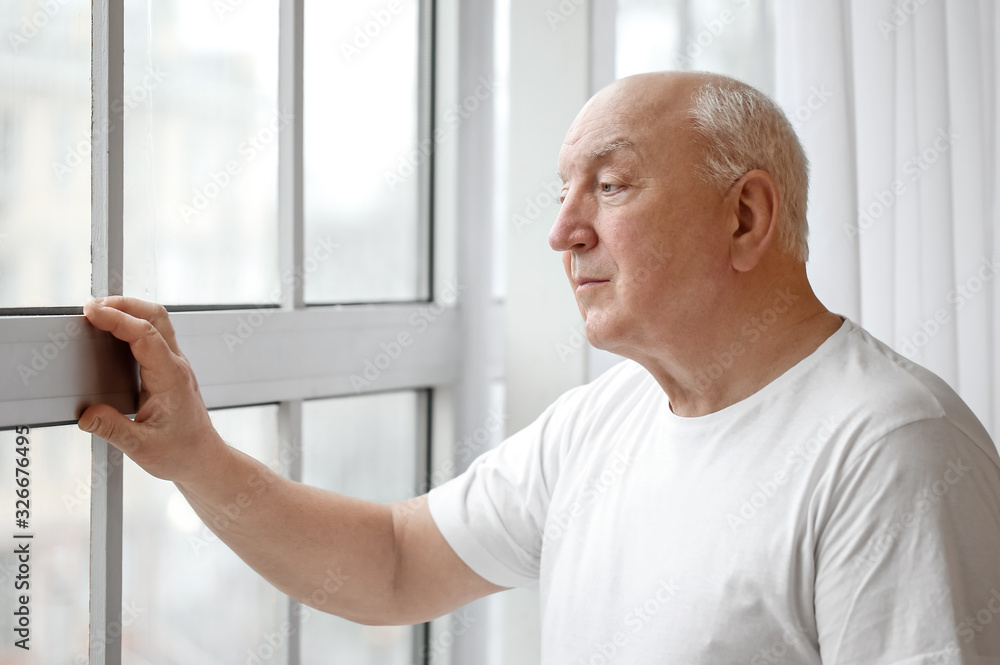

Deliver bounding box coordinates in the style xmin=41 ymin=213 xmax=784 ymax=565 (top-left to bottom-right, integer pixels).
xmin=90 ymin=1 xmax=125 ymax=664
xmin=418 ymin=0 xmax=436 ymax=301
xmin=279 ymin=0 xmax=304 ymax=311
xmin=278 ymin=1 xmax=305 ymax=662
xmin=277 ymin=399 xmax=303 ymax=665
xmin=413 ymin=390 xmax=432 ymax=665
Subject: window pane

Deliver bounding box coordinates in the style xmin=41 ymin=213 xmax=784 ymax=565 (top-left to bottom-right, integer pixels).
xmin=123 ymin=405 xmax=287 ymax=661
xmin=616 ymin=0 xmax=775 ymax=94
xmin=615 ymin=0 xmax=682 ymax=78
xmin=304 ymin=0 xmax=424 ymax=304
xmin=300 ymin=392 xmax=421 ymax=664
xmin=0 ymin=1 xmax=91 ymax=308
xmin=123 ymin=0 xmax=280 ymax=306
xmin=0 ymin=426 xmax=90 ymax=663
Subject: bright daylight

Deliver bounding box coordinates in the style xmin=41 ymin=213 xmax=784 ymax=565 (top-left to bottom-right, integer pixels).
xmin=0 ymin=0 xmax=998 ymax=664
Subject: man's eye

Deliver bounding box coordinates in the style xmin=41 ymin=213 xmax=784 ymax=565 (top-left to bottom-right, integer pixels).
xmin=559 ymin=189 xmax=568 ymax=204
xmin=601 ymin=183 xmax=622 ymax=194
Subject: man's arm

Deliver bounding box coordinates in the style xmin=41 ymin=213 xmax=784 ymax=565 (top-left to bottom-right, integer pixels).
xmin=77 ymin=297 xmax=506 ymax=626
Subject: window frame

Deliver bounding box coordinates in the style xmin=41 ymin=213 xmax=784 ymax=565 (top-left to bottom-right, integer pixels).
xmin=0 ymin=0 xmax=498 ymax=662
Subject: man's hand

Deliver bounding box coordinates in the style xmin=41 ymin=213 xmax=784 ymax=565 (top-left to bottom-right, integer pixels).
xmin=77 ymin=297 xmax=226 ymax=485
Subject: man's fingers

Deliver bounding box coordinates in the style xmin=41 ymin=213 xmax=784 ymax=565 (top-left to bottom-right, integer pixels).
xmin=83 ymin=300 xmax=183 ymax=384
xmin=85 ymin=296 xmax=182 ymax=356
xmin=78 ymin=404 xmax=142 ymax=455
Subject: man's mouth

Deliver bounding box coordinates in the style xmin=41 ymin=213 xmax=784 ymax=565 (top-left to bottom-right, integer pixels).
xmin=575 ymin=278 xmax=610 ymax=289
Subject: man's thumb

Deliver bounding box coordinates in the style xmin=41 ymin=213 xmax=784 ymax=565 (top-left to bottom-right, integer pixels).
xmin=78 ymin=404 xmax=140 ymax=452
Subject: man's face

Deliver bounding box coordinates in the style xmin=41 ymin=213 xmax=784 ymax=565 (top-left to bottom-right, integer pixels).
xmin=549 ymin=80 xmax=735 ymax=357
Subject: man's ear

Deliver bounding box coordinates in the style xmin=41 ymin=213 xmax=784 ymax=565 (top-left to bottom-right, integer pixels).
xmin=727 ymin=169 xmax=780 ymax=272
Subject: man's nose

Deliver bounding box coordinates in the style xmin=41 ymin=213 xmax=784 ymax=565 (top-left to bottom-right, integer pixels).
xmin=548 ymin=191 xmax=597 ymax=252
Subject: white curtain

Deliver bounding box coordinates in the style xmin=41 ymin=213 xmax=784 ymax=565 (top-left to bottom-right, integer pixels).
xmin=774 ymin=0 xmax=1000 ymax=440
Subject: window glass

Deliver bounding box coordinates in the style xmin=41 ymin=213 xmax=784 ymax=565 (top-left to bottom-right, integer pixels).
xmin=300 ymin=391 xmax=421 ymax=664
xmin=0 ymin=1 xmax=91 ymax=309
xmin=616 ymin=0 xmax=774 ymax=95
xmin=0 ymin=426 xmax=90 ymax=663
xmin=493 ymin=0 xmax=511 ymax=301
xmin=616 ymin=0 xmax=683 ymax=79
xmin=123 ymin=0 xmax=281 ymax=306
xmin=303 ymin=0 xmax=424 ymax=304
xmin=122 ymin=405 xmax=286 ymax=662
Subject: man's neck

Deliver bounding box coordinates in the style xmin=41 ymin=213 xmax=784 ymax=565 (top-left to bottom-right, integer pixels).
xmin=638 ymin=290 xmax=844 ymax=418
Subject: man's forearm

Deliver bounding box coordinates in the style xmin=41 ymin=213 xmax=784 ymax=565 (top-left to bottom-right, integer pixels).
xmin=76 ymin=298 xmax=494 ymax=627
xmin=174 ymin=441 xmax=401 ymax=625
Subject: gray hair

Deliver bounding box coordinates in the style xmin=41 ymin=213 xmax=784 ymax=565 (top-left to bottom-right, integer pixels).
xmin=687 ymin=76 xmax=810 ymax=262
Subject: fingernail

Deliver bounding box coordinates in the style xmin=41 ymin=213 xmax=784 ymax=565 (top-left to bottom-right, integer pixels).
xmin=79 ymin=417 xmax=98 ymax=433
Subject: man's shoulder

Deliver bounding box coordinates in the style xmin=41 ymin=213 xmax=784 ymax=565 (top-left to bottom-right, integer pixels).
xmin=833 ymin=321 xmax=947 ymax=413
xmin=817 ymin=319 xmax=995 ymax=460
xmin=534 ymin=358 xmax=662 ymax=445
xmin=559 ymin=357 xmax=656 ymax=404
xmin=834 ymin=321 xmax=956 ymax=412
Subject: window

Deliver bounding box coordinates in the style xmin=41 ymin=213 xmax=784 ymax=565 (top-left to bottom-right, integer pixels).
xmin=121 ymin=406 xmax=285 ymax=661
xmin=616 ymin=0 xmax=774 ymax=93
xmin=0 ymin=0 xmax=91 ymax=309
xmin=303 ymin=0 xmax=428 ymax=304
xmin=300 ymin=392 xmax=423 ymax=664
xmin=0 ymin=426 xmax=90 ymax=662
xmin=0 ymin=0 xmax=480 ymax=662
xmin=122 ymin=0 xmax=281 ymax=306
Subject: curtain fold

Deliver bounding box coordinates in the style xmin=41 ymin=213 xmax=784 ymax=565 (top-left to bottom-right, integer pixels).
xmin=774 ymin=0 xmax=999 ymax=440
xmin=774 ymin=0 xmax=861 ymax=317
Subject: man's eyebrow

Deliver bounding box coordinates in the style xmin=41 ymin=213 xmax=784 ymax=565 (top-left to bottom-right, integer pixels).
xmin=557 ymin=139 xmax=635 ymax=183
xmin=588 ymin=139 xmax=634 ymax=158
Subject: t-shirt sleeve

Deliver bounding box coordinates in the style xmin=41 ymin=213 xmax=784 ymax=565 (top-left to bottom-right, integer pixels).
xmin=427 ymin=396 xmax=573 ymax=589
xmin=814 ymin=416 xmax=1000 ymax=664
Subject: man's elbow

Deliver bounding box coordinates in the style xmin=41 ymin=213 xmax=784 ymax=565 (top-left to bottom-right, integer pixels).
xmin=295 ymin=589 xmax=411 ymax=627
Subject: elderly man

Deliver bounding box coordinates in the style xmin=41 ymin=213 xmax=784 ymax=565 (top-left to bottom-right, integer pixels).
xmin=79 ymin=72 xmax=1000 ymax=663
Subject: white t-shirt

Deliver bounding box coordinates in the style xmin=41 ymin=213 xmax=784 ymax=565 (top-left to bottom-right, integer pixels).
xmin=428 ymin=318 xmax=1000 ymax=664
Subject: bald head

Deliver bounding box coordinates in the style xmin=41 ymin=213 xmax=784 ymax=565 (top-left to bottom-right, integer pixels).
xmin=579 ymin=71 xmax=711 ymax=121
xmin=563 ymin=71 xmax=707 ymax=166
xmin=564 ymin=71 xmax=810 ymax=262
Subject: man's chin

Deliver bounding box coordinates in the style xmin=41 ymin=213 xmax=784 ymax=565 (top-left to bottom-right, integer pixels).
xmin=583 ymin=318 xmax=615 ymax=353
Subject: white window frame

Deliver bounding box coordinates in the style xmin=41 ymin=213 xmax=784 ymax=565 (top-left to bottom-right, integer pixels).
xmin=0 ymin=0 xmax=500 ymax=662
